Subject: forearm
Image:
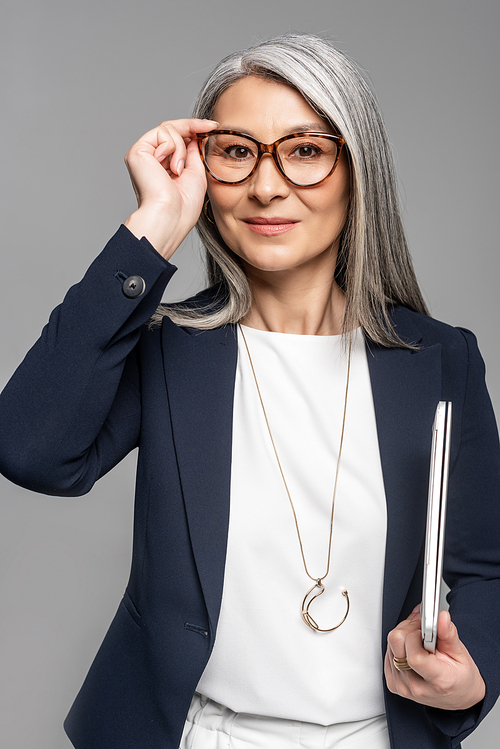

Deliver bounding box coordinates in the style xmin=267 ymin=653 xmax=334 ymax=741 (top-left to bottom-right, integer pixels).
xmin=0 ymin=225 xmax=175 ymax=495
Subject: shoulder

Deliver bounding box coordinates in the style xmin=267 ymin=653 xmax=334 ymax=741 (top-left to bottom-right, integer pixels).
xmin=391 ymin=310 xmax=494 ymax=441
xmin=391 ymin=306 xmax=478 ymax=355
xmin=390 ymin=307 xmax=486 ymax=400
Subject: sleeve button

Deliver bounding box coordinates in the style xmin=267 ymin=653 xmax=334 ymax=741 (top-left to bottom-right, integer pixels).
xmin=122 ymin=275 xmax=146 ymax=298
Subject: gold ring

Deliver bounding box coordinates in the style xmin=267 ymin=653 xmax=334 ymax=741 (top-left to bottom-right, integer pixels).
xmin=393 ymin=656 xmax=412 ymax=671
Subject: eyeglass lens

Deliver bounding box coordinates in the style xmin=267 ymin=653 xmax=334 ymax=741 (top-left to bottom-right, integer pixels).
xmin=202 ymin=133 xmax=338 ymax=185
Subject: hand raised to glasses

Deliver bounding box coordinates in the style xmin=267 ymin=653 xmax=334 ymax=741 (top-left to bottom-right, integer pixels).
xmin=385 ymin=605 xmax=485 ymax=711
xmin=124 ymin=119 xmax=218 ymax=260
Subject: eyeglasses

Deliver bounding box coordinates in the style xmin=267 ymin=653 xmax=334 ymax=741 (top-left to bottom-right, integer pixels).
xmin=196 ymin=130 xmax=345 ymax=187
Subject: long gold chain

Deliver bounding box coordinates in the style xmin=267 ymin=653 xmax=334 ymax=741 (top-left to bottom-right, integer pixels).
xmin=238 ymin=324 xmax=351 ymax=632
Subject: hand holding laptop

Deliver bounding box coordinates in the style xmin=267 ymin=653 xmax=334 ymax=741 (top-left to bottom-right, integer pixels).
xmin=384 ymin=402 xmax=486 ymax=710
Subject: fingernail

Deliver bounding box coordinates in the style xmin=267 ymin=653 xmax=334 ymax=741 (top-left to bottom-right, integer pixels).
xmin=410 ymin=612 xmax=420 ymax=622
xmin=177 ymin=160 xmax=184 ymax=175
xmin=412 ymin=603 xmax=421 ymax=614
xmin=203 ymin=120 xmax=219 ymax=125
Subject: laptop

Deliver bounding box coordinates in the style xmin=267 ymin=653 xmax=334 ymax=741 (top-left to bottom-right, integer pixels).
xmin=421 ymin=401 xmax=452 ymax=653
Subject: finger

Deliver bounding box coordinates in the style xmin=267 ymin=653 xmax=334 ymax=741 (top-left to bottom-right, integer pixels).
xmin=183 ymin=136 xmax=206 ymax=176
xmin=385 ymin=644 xmax=404 ymax=681
xmin=153 ymin=118 xmax=219 ymax=164
xmin=384 ymin=648 xmax=397 ymax=687
xmin=173 ymin=138 xmax=209 ymax=201
xmin=156 ymin=119 xmax=219 ymax=175
xmin=401 ymin=626 xmax=436 ymax=679
xmin=436 ymin=610 xmax=464 ymax=660
xmin=387 ymin=613 xmax=421 ymax=660
xmin=161 ymin=118 xmax=219 ymax=139
xmin=155 ymin=123 xmax=189 ymax=175
xmin=384 ymin=647 xmax=416 ymax=697
xmin=126 ymin=119 xmax=218 ymax=162
xmin=403 ymin=613 xmax=466 ymax=680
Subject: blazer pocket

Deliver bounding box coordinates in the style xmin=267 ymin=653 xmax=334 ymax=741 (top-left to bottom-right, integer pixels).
xmin=121 ymin=590 xmax=142 ymax=627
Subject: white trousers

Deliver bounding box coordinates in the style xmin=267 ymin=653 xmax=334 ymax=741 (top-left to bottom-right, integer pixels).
xmin=179 ymin=693 xmax=390 ymax=749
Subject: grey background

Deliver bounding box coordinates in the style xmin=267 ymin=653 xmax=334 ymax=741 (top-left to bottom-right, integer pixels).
xmin=1 ymin=1 xmax=499 ymax=747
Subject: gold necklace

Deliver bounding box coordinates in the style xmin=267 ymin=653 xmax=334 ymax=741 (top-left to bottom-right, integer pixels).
xmin=238 ymin=324 xmax=351 ymax=633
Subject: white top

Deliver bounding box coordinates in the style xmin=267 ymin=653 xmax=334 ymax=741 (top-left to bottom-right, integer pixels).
xmin=196 ymin=325 xmax=388 ymax=726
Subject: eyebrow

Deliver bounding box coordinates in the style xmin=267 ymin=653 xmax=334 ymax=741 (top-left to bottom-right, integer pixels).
xmin=285 ymin=122 xmax=333 ymax=134
xmin=219 ymin=122 xmax=333 ymax=138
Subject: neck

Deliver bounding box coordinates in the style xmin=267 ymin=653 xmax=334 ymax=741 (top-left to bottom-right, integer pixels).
xmin=241 ymin=261 xmax=346 ymax=336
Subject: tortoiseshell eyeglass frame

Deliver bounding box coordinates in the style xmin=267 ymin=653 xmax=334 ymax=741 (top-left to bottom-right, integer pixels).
xmin=196 ymin=130 xmax=346 ymax=187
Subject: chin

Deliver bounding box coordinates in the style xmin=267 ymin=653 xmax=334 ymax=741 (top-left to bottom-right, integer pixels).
xmin=239 ymin=244 xmax=335 ymax=276
xmin=239 ymin=252 xmax=304 ymax=274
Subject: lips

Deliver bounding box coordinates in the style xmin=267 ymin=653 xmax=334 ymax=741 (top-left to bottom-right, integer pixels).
xmin=244 ymin=217 xmax=297 ymax=225
xmin=243 ymin=217 xmax=298 ymax=236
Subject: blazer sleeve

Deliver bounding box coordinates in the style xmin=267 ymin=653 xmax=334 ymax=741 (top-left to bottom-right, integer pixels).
xmin=426 ymin=327 xmax=500 ymax=745
xmin=0 ymin=225 xmax=176 ymax=497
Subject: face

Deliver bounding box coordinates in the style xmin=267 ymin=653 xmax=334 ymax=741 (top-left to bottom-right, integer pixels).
xmin=207 ymin=76 xmax=350 ymax=279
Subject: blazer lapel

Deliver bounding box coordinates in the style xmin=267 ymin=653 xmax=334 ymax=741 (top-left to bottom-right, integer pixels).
xmin=366 ymin=308 xmax=442 ymax=640
xmin=161 ymin=318 xmax=238 ymax=633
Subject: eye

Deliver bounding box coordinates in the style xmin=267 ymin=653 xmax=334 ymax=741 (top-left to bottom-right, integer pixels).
xmin=225 ymin=145 xmax=253 ymax=160
xmin=291 ymin=143 xmax=322 ymax=159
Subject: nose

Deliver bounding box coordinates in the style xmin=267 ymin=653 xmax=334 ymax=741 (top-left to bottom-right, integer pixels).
xmin=247 ymin=152 xmax=290 ymax=203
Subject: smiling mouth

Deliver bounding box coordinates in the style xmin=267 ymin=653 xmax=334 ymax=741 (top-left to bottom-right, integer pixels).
xmin=243 ymin=217 xmax=298 ymax=235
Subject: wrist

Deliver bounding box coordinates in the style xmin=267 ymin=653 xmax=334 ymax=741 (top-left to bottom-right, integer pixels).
xmin=466 ymin=674 xmax=486 ymax=710
xmin=124 ymin=204 xmax=183 ymax=261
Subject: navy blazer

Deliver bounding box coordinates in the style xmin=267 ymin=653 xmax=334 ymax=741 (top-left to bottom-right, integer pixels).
xmin=1 ymin=226 xmax=500 ymax=749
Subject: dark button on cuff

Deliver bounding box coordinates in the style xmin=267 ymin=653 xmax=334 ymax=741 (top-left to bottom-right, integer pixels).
xmin=122 ymin=275 xmax=146 ymax=298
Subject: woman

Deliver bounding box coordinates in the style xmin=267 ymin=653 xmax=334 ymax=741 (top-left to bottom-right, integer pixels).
xmin=0 ymin=33 xmax=498 ymax=749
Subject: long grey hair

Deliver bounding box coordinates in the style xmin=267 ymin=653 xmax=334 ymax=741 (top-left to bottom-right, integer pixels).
xmin=152 ymin=33 xmax=429 ymax=347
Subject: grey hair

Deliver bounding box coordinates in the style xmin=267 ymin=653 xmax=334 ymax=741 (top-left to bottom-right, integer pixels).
xmin=152 ymin=33 xmax=428 ymax=346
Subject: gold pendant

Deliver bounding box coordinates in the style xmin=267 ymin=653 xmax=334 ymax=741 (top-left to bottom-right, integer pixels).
xmin=301 ymin=580 xmax=349 ymax=632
